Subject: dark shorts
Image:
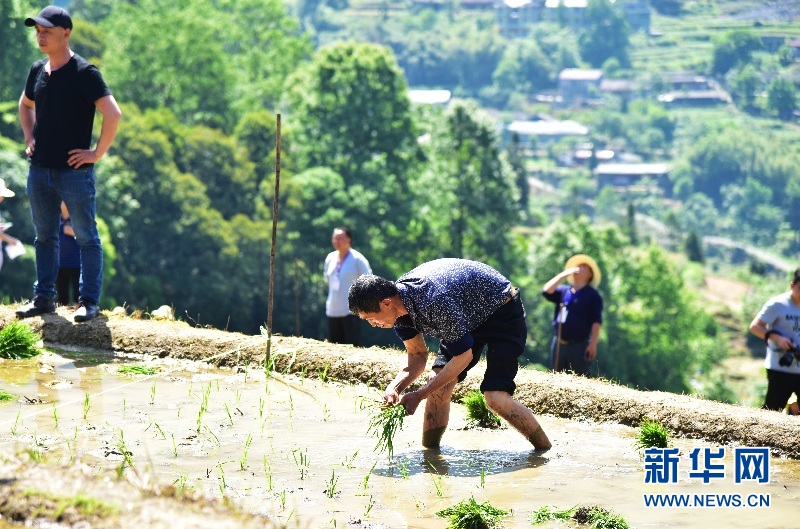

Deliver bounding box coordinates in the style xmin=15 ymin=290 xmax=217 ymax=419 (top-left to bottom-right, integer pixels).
xmin=763 ymin=368 xmax=800 ymax=411
xmin=432 ymin=289 xmax=526 ymax=395
xmin=328 ymin=315 xmax=362 ymax=346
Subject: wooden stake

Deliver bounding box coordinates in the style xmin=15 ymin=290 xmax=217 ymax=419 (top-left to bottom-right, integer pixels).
xmin=266 ymin=114 xmax=281 ymax=364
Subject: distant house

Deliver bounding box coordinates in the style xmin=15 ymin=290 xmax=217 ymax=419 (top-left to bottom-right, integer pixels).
xmin=542 ymin=0 xmax=650 ymax=33
xmin=507 ymin=119 xmax=589 ymax=143
xmin=542 ymin=0 xmax=588 ymax=27
xmin=460 ymin=0 xmax=496 ymax=9
xmin=620 ymin=0 xmax=651 ymax=33
xmin=663 ymin=72 xmax=711 ymax=92
xmin=599 ymin=79 xmax=636 ymax=101
xmin=595 ymin=162 xmax=671 ymax=191
xmin=497 ymin=0 xmax=542 ymax=37
xmin=658 ymin=89 xmax=731 ymax=107
xmin=408 ymin=89 xmax=452 ymax=106
xmin=558 ymin=68 xmax=603 ymax=105
xmin=410 ymin=0 xmax=446 ymax=11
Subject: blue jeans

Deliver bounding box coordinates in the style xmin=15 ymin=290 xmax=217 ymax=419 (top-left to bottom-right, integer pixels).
xmin=27 ymin=164 xmax=103 ymax=304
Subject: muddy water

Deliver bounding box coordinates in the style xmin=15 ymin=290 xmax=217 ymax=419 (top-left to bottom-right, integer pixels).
xmin=0 ymin=350 xmax=798 ymax=529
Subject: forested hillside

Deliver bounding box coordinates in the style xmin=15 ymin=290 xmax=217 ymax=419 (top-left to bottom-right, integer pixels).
xmin=1 ymin=0 xmax=798 ymax=400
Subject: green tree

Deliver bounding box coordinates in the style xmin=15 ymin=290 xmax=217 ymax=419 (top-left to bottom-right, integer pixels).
xmin=69 ymin=19 xmax=107 ymax=64
xmin=491 ymin=39 xmax=553 ymax=99
xmin=0 ymin=0 xmax=36 ymax=103
xmin=684 ymin=230 xmax=704 ymax=263
xmin=578 ymin=0 xmax=630 ymax=68
xmin=411 ymin=101 xmax=522 ymax=271
xmin=625 ymin=201 xmax=638 ymax=246
xmin=213 ymin=0 xmax=312 ymax=115
xmin=767 ymin=77 xmax=797 ymax=121
xmin=507 ymin=132 xmax=529 ymax=214
xmin=285 ymin=42 xmax=417 ymax=187
xmin=178 ymin=126 xmax=258 ymax=219
xmin=729 ymin=65 xmax=760 ymax=111
xmin=102 ymin=0 xmax=236 ymax=131
xmin=711 ymin=30 xmax=762 ymax=76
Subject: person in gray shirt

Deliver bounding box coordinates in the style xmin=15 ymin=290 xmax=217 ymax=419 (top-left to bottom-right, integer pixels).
xmin=349 ymin=258 xmax=551 ymax=450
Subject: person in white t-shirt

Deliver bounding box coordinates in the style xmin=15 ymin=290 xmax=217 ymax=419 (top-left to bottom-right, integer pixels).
xmin=324 ymin=227 xmax=371 ymax=345
xmin=749 ymin=268 xmax=800 ymax=411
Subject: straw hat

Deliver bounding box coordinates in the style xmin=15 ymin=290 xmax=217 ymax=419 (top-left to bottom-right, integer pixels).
xmin=565 ymin=254 xmax=601 ymax=287
xmin=0 ymin=179 xmax=14 ymax=198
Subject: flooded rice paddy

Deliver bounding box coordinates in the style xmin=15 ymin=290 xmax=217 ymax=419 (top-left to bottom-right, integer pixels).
xmin=0 ymin=349 xmax=798 ymax=528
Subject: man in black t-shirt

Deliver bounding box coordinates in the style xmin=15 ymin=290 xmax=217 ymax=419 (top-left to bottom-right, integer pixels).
xmin=16 ymin=6 xmax=121 ymax=323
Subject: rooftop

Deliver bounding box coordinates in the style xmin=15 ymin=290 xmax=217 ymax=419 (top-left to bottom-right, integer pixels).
xmin=559 ymin=68 xmax=603 ymax=81
xmin=508 ymin=119 xmax=589 ymax=136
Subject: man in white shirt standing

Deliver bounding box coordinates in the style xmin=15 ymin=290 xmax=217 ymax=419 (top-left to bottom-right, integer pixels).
xmin=749 ymin=267 xmax=800 ymax=412
xmin=324 ymin=227 xmax=371 ymax=346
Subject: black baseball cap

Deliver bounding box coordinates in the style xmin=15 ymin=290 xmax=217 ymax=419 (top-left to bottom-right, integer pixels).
xmin=25 ymin=6 xmax=73 ymax=30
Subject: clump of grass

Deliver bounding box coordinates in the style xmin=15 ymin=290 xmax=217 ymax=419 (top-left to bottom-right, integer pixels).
xmin=116 ymin=364 xmax=158 ymax=376
xmin=363 ymin=400 xmax=406 ymax=458
xmin=23 ymin=490 xmax=118 ymax=519
xmin=0 ymin=321 xmax=42 ymax=360
xmin=634 ymin=418 xmax=670 ymax=450
xmin=0 ymin=389 xmax=15 ymax=401
xmin=530 ymin=505 xmax=630 ymax=529
xmin=436 ymin=497 xmax=508 ymax=529
xmin=461 ymin=390 xmax=501 ymax=428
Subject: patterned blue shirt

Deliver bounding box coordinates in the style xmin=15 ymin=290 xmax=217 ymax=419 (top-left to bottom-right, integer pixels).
xmin=393 ymin=258 xmax=512 ymax=356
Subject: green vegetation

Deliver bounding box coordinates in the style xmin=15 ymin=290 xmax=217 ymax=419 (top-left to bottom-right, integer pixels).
xmin=116 ymin=364 xmax=158 ymax=376
xmin=22 ymin=490 xmax=118 ymax=520
xmin=0 ymin=321 xmax=41 ymax=360
xmin=365 ymin=402 xmax=406 ymax=458
xmin=436 ymin=497 xmax=508 ymax=529
xmin=634 ymin=418 xmax=670 ymax=451
xmin=530 ymin=505 xmax=630 ymax=529
xmin=1 ymin=0 xmax=795 ymax=401
xmin=461 ymin=390 xmax=501 ymax=429
xmin=0 ymin=389 xmax=14 ymax=401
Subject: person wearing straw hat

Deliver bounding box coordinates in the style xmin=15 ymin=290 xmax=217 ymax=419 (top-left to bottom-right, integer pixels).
xmin=0 ymin=179 xmax=23 ymax=272
xmin=542 ymin=254 xmax=603 ymax=375
xmin=15 ymin=5 xmax=121 ymax=322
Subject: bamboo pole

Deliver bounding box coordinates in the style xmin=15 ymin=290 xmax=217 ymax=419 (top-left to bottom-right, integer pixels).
xmin=266 ymin=114 xmax=281 ymax=364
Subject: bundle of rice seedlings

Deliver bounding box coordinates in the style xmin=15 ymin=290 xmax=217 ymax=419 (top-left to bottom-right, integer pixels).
xmin=436 ymin=497 xmax=508 ymax=529
xmin=461 ymin=390 xmax=501 ymax=428
xmin=365 ymin=402 xmax=406 ymax=458
xmin=530 ymin=505 xmax=630 ymax=529
xmin=634 ymin=417 xmax=670 ymax=450
xmin=0 ymin=321 xmax=42 ymax=360
xmin=116 ymin=364 xmax=158 ymax=376
xmin=0 ymin=389 xmax=15 ymax=401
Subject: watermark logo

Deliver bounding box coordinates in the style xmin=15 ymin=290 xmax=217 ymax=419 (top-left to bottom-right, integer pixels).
xmin=642 ymin=447 xmax=770 ymax=509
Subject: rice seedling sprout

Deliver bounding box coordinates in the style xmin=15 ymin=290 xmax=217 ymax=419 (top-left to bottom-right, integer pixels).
xmin=83 ymin=393 xmax=91 ymax=420
xmin=0 ymin=321 xmax=42 ymax=359
xmin=240 ymin=433 xmax=253 ymax=470
xmin=324 ymin=469 xmax=339 ymax=498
